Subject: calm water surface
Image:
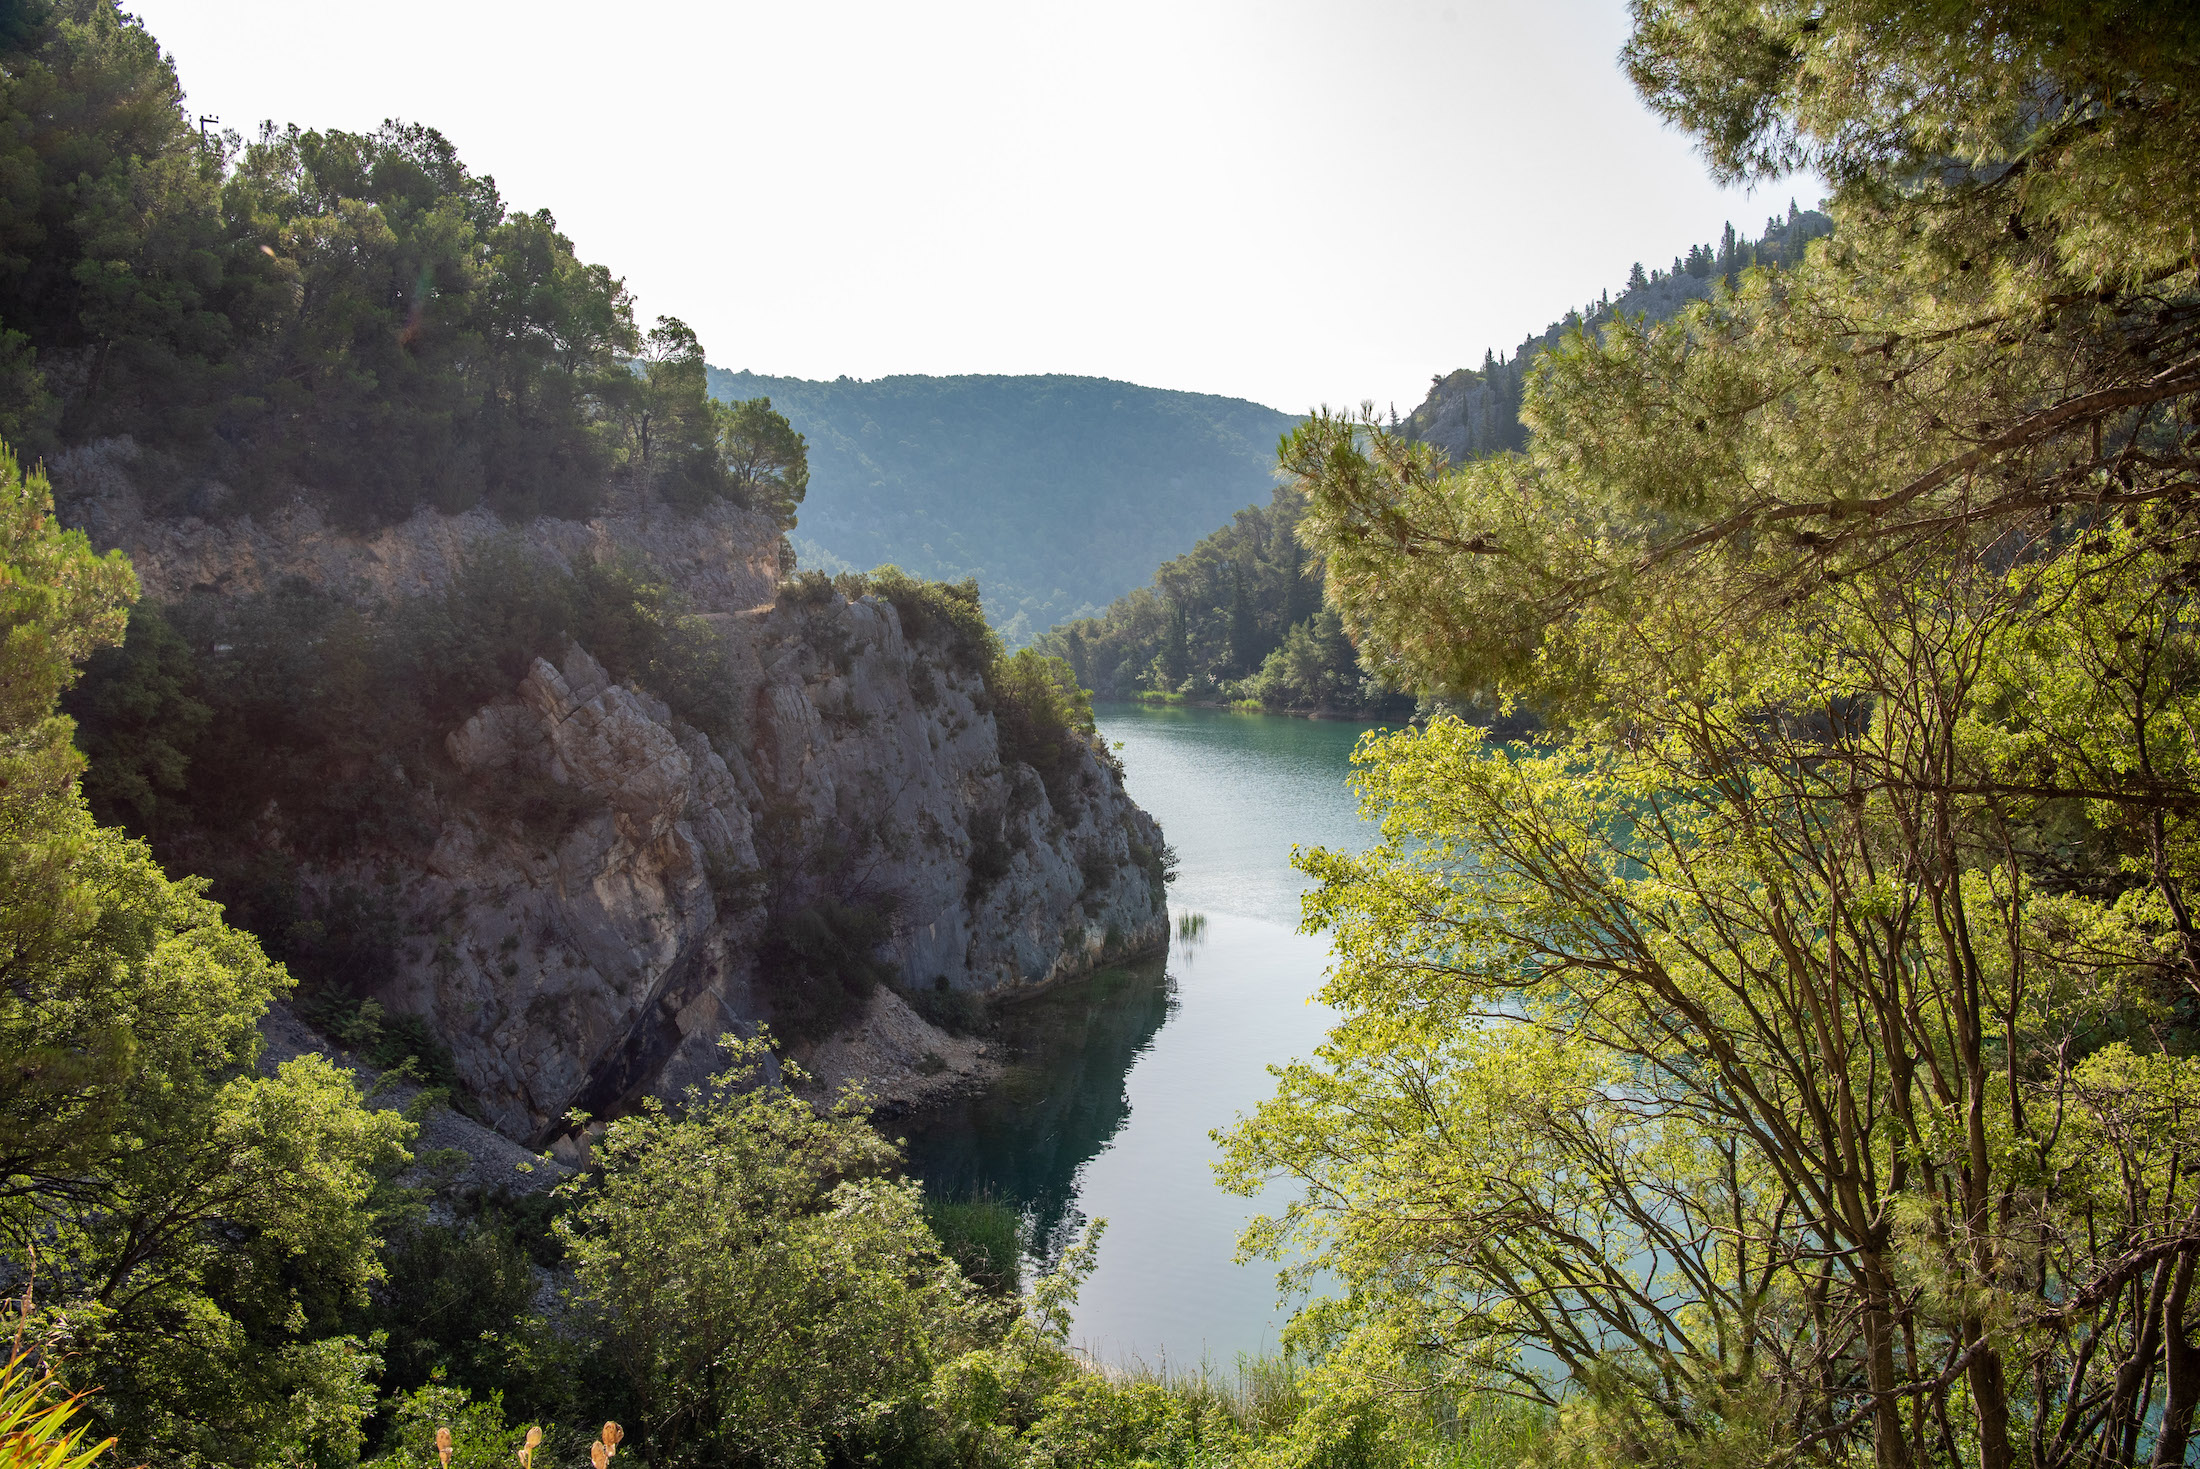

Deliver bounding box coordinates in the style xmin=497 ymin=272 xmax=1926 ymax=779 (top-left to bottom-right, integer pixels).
xmin=902 ymin=703 xmax=1394 ymax=1365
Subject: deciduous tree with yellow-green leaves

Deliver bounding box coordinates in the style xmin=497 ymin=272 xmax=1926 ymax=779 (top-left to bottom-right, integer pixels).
xmin=0 ymin=445 xmax=409 ymax=1469
xmin=1223 ymin=4 xmax=2200 ymax=1467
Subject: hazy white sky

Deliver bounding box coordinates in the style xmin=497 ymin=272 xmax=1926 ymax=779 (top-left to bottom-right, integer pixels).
xmin=131 ymin=0 xmax=1795 ymax=415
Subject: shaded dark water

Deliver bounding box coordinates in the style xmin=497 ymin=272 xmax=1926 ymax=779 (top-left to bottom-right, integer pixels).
xmin=901 ymin=703 xmax=1389 ymax=1364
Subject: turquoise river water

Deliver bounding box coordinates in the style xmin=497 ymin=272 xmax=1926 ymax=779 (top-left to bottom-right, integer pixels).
xmin=902 ymin=702 xmax=1392 ymax=1367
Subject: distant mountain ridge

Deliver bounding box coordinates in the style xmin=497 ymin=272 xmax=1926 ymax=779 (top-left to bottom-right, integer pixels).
xmin=1044 ymin=208 xmax=1837 ymax=708
xmin=705 ymin=369 xmax=1299 ymax=644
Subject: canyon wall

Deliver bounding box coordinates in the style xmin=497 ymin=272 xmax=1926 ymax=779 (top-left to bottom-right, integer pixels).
xmin=54 ymin=440 xmax=1170 ymax=1147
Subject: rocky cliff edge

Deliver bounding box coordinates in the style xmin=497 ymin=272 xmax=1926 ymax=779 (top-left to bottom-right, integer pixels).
xmin=54 ymin=440 xmax=1171 ymax=1149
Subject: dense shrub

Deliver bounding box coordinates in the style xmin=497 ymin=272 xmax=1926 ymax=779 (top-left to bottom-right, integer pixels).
xmin=366 ymin=1219 xmax=543 ymax=1407
xmin=296 ymin=992 xmax=465 ymax=1100
xmin=857 ymin=567 xmax=999 ymax=675
xmin=990 ymin=648 xmax=1098 ymax=814
xmin=560 ymin=1039 xmax=989 ymax=1468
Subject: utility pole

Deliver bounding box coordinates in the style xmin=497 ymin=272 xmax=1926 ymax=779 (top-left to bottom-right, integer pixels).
xmin=197 ymin=114 xmax=219 ymax=148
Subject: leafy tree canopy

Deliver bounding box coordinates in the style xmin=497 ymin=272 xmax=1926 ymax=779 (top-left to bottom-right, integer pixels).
xmin=0 ymin=445 xmax=409 ymax=1468
xmin=558 ymin=1038 xmax=992 ymax=1468
xmin=0 ymin=2 xmax=796 ymax=532
xmin=1229 ymin=3 xmax=2200 ymax=1466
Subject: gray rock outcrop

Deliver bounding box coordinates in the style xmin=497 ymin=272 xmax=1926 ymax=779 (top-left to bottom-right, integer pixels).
xmin=52 ymin=443 xmax=1171 ymax=1149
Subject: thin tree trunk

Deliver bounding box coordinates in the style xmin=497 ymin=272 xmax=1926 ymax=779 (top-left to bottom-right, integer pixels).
xmin=1862 ymin=1253 xmax=1917 ymax=1469
xmin=1966 ymin=1327 xmax=2016 ymax=1469
xmin=2151 ymin=1250 xmax=2199 ymax=1469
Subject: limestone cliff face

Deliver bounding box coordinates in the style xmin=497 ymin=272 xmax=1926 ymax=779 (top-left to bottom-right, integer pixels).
xmin=57 ymin=437 xmax=784 ymax=610
xmin=53 ymin=440 xmax=1170 ymax=1146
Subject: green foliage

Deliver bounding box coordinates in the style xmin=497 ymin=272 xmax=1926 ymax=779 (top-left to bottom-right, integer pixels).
xmin=1038 ymin=488 xmax=1405 ymax=717
xmin=366 ymin=1383 xmax=550 ymax=1469
xmin=923 ymin=1195 xmax=1025 ymax=1297
xmin=608 ymin=317 xmax=730 ymax=512
xmin=1625 ymin=0 xmax=2200 ymax=292
xmin=0 ymin=443 xmax=136 ymax=835
xmin=927 ymin=1221 xmax=1547 ymax=1469
xmin=1241 ymin=611 xmax=1363 ymax=715
xmin=715 ymin=396 xmax=808 ymax=531
xmin=0 ymin=4 xmax=803 ymax=531
xmin=203 ymin=121 xmax=634 ymax=523
xmin=69 ymin=603 xmax=207 ymax=833
xmin=710 ymin=369 xmax=1298 ymax=644
xmin=560 ymin=1037 xmax=990 ymax=1468
xmin=360 ymin=1205 xmax=576 ymax=1425
xmin=296 ymin=994 xmax=465 ymax=1102
xmin=843 ymin=567 xmax=999 ymax=675
xmin=990 ymin=650 xmax=1096 ymax=811
xmin=1397 ymin=208 xmax=1830 ymax=467
xmin=1243 ymin=4 xmax=2200 ymax=1464
xmin=64 ymin=1056 xmax=406 ymax=1468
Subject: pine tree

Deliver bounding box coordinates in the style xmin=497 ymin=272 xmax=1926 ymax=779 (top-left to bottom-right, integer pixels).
xmin=1626 ymin=262 xmax=1648 ymax=291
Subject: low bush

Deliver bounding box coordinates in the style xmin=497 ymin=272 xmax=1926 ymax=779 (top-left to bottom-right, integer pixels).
xmin=990 ymin=648 xmax=1097 ymax=813
xmin=560 ymin=1039 xmax=989 ymax=1468
xmin=366 ymin=1219 xmax=546 ymax=1410
xmin=296 ymin=993 xmax=466 ymax=1101
xmin=853 ymin=566 xmax=998 ymax=676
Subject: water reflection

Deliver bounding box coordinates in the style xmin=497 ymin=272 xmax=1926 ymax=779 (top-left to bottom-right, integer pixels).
xmin=902 ymin=703 xmax=1388 ymax=1361
xmin=899 ymin=956 xmax=1175 ymax=1262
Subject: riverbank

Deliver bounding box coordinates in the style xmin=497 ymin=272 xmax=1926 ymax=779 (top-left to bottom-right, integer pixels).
xmin=1115 ymin=690 xmax=1410 ymax=722
xmin=899 ymin=701 xmax=1382 ymax=1363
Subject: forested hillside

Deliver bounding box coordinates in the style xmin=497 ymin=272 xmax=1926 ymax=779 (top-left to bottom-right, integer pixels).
xmin=706 ymin=369 xmax=1298 ymax=644
xmin=1043 ymin=207 xmax=1832 ymax=713
xmin=0 ymin=2 xmax=798 ymax=531
xmin=1398 ymin=203 xmax=1831 ymax=465
xmin=1035 ymin=488 xmax=1412 ymax=717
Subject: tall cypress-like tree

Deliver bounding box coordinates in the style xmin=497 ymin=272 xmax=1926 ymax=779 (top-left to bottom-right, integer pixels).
xmin=1160 ymin=599 xmax=1190 ymax=689
xmin=1282 ymin=529 xmax=1318 ymax=630
xmin=1228 ymin=562 xmax=1259 ymax=674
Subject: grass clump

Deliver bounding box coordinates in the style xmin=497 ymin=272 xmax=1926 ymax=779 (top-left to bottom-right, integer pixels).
xmin=923 ymin=1195 xmax=1024 ymax=1297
